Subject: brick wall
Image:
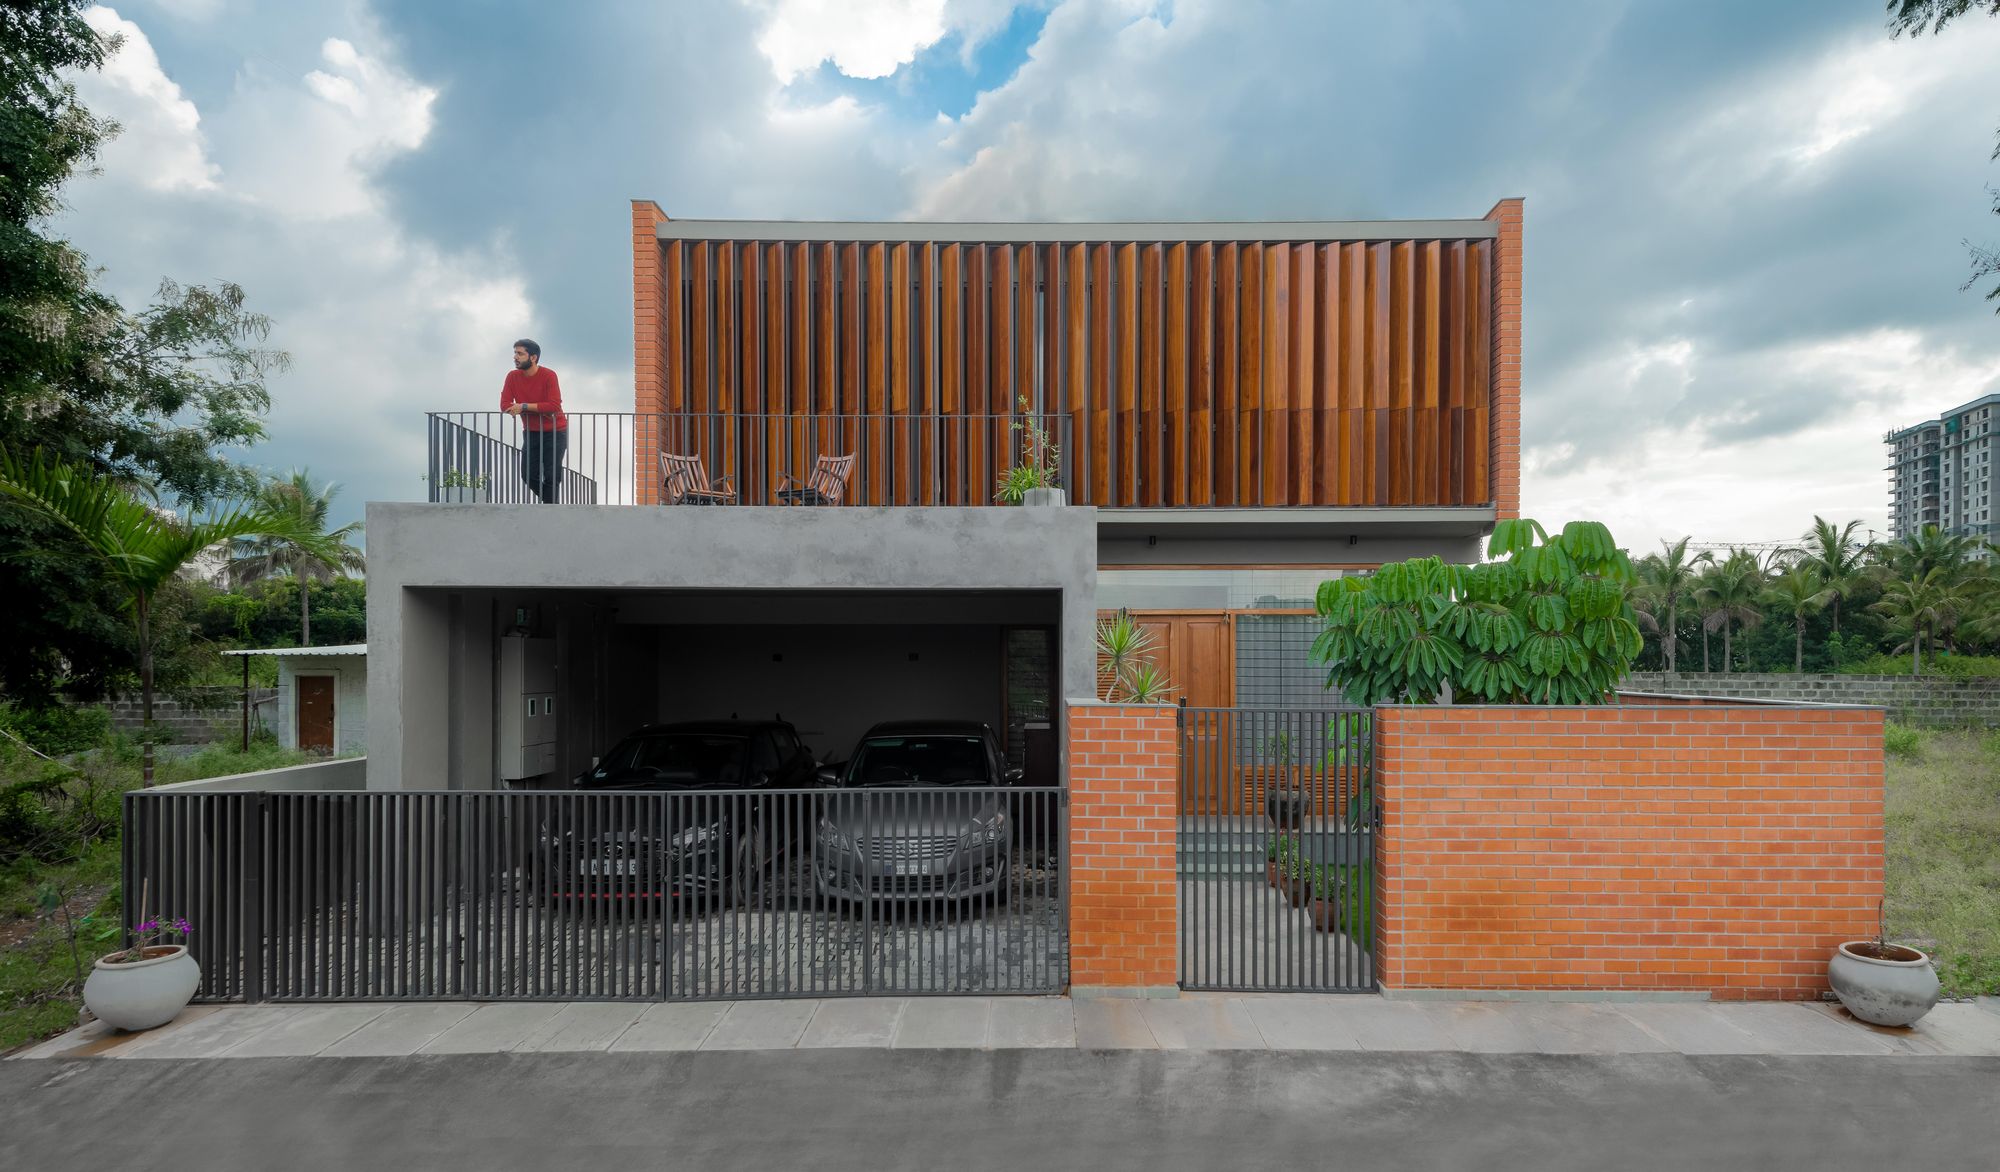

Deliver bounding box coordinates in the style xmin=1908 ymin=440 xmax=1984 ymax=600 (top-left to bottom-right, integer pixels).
xmin=1485 ymin=197 xmax=1522 ymax=520
xmin=632 ymin=199 xmax=672 ymax=504
xmin=100 ymin=688 xmax=276 ymax=745
xmin=1066 ymin=703 xmax=1178 ymax=992
xmin=1624 ymin=672 xmax=2000 ymax=728
xmin=1375 ymin=704 xmax=1883 ymax=1000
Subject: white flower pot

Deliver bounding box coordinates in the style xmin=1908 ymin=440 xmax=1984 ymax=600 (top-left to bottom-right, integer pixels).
xmin=1828 ymin=941 xmax=1941 ymax=1027
xmin=1021 ymin=487 xmax=1066 ymax=507
xmin=83 ymin=945 xmax=201 ymax=1032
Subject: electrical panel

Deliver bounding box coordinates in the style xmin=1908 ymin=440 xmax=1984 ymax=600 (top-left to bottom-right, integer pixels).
xmin=498 ymin=634 xmax=557 ymax=781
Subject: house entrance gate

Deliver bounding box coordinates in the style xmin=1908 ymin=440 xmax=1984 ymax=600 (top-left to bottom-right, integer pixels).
xmin=1176 ymin=706 xmax=1376 ymax=992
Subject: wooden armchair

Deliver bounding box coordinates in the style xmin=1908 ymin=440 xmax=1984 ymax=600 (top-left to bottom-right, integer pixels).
xmin=659 ymin=452 xmax=737 ymax=505
xmin=776 ymin=453 xmax=856 ymax=506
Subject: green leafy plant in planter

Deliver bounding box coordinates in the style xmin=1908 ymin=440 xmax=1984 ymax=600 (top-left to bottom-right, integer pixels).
xmin=1264 ymin=833 xmax=1298 ymax=887
xmin=994 ymin=397 xmax=1063 ymax=504
xmin=1095 ymin=609 xmax=1174 ymax=701
xmin=1311 ymin=518 xmax=1643 ymax=705
xmin=1325 ymin=712 xmax=1373 ymax=830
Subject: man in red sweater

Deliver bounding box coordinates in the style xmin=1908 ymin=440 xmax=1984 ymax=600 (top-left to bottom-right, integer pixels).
xmin=502 ymin=338 xmax=568 ymax=502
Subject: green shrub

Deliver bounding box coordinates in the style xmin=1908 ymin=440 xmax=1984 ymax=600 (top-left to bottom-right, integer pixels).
xmin=1884 ymin=723 xmax=1924 ymax=760
xmin=0 ymin=704 xmax=111 ymax=756
xmin=1840 ymin=653 xmax=2000 ymax=678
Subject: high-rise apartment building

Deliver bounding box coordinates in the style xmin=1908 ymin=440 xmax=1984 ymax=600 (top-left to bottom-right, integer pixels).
xmin=1886 ymin=393 xmax=2000 ymax=543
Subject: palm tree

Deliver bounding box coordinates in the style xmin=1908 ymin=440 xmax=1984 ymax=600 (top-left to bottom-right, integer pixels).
xmin=1878 ymin=525 xmax=1981 ymax=584
xmin=1696 ymin=550 xmax=1766 ymax=674
xmin=1634 ymin=538 xmax=1707 ymax=673
xmin=1796 ymin=517 xmax=1870 ymax=634
xmin=0 ymin=448 xmax=333 ymax=785
xmin=1764 ymin=564 xmax=1833 ymax=674
xmin=1872 ymin=568 xmax=1974 ymax=676
xmin=227 ymin=469 xmax=365 ymax=646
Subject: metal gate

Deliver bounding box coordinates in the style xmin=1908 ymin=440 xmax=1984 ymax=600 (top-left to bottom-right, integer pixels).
xmin=1176 ymin=706 xmax=1375 ymax=991
xmin=124 ymin=786 xmax=1066 ymax=1002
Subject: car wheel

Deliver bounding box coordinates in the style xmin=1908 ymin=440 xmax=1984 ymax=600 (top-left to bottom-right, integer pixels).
xmin=733 ymin=834 xmax=769 ymax=909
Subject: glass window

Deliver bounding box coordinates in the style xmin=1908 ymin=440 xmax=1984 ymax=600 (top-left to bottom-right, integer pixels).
xmin=603 ymin=734 xmax=746 ymax=783
xmin=849 ymin=736 xmax=991 ymax=785
xmin=750 ymin=733 xmax=781 ymax=776
xmin=1096 ymin=568 xmax=1350 ymax=612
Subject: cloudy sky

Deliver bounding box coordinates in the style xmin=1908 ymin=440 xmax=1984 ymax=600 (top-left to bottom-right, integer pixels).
xmin=53 ymin=0 xmax=2000 ymax=553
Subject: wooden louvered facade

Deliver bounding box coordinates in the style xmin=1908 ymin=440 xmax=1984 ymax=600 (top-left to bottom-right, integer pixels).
xmin=632 ymin=205 xmax=1521 ymax=513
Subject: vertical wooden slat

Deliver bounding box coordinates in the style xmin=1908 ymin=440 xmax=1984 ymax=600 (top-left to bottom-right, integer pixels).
xmin=790 ymin=241 xmax=811 ymax=476
xmin=968 ymin=244 xmax=990 ymax=504
xmin=1290 ymin=241 xmax=1314 ymax=506
xmin=1115 ymin=242 xmax=1139 ymax=507
xmin=1015 ymin=243 xmax=1034 ymax=494
xmin=815 ymin=244 xmax=836 ymax=417
xmin=1366 ymin=241 xmax=1390 ymax=505
xmin=715 ymin=242 xmax=736 ymax=481
xmin=1140 ymin=242 xmax=1164 ymax=506
xmin=890 ymin=241 xmax=911 ymax=504
xmin=1262 ymin=242 xmax=1290 ymax=507
xmin=919 ymin=242 xmax=938 ymax=505
xmin=1444 ymin=240 xmax=1466 ymax=504
xmin=1316 ymin=244 xmax=1338 ymax=505
xmin=1469 ymin=239 xmax=1492 ymax=504
xmin=1191 ymin=242 xmax=1214 ymax=505
xmin=841 ymin=242 xmax=862 ymax=467
xmin=942 ymin=244 xmax=964 ymax=505
xmin=866 ymin=241 xmax=887 ymax=506
xmin=1089 ymin=243 xmax=1111 ymax=507
xmin=1165 ymin=242 xmax=1188 ymax=507
xmin=1416 ymin=240 xmax=1441 ymax=506
xmin=1065 ymin=244 xmax=1088 ymax=502
xmin=690 ymin=242 xmax=711 ymax=427
xmin=1238 ymin=243 xmax=1262 ymax=507
xmin=765 ymin=242 xmax=785 ymax=501
xmin=1341 ymin=242 xmax=1365 ymax=506
xmin=1216 ymin=243 xmax=1239 ymax=507
xmin=741 ymin=243 xmax=764 ymax=499
xmin=1389 ymin=239 xmax=1414 ymax=507
xmin=1041 ymin=243 xmax=1062 ymax=448
xmin=991 ymin=244 xmax=1015 ymax=502
xmin=655 ymin=241 xmax=684 ymax=505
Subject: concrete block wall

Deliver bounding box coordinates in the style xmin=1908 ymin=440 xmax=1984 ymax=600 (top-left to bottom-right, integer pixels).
xmin=1374 ymin=703 xmax=1884 ymax=1000
xmin=1066 ymin=702 xmax=1178 ymax=994
xmin=101 ymin=688 xmax=276 ymax=745
xmin=1623 ymin=672 xmax=2000 ymax=728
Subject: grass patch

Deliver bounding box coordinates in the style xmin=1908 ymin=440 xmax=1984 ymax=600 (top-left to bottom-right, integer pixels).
xmin=1886 ymin=727 xmax=2000 ymax=997
xmin=1884 ymin=722 xmax=1925 ymax=760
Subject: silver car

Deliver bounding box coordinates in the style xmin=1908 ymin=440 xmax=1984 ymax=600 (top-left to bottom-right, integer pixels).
xmin=813 ymin=721 xmax=1020 ymax=904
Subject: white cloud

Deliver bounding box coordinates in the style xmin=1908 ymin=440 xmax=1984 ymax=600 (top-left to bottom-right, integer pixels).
xmin=77 ymin=6 xmax=219 ymax=192
xmin=752 ymin=0 xmax=949 ymax=83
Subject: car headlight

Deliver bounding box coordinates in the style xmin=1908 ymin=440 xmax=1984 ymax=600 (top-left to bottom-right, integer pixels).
xmin=816 ymin=817 xmax=854 ymax=853
xmin=960 ymin=810 xmax=1008 ymax=846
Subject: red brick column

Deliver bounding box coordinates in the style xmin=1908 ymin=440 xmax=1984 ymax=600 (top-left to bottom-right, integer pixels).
xmin=1484 ymin=197 xmax=1523 ymax=520
xmin=1376 ymin=703 xmax=1884 ymax=1000
xmin=632 ymin=200 xmax=671 ymax=503
xmin=1066 ymin=703 xmax=1178 ymax=994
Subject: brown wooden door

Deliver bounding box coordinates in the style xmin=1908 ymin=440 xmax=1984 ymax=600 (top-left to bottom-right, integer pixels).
xmin=297 ymin=675 xmax=335 ymax=754
xmin=1106 ymin=612 xmax=1236 ymax=814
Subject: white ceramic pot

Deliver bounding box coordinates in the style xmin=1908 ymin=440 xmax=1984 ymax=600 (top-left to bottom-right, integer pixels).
xmin=1828 ymin=941 xmax=1941 ymax=1028
xmin=83 ymin=946 xmax=201 ymax=1032
xmin=1022 ymin=487 xmax=1066 ymax=507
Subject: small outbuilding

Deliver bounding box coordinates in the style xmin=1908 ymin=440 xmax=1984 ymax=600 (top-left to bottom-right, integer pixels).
xmin=223 ymin=644 xmax=367 ymax=755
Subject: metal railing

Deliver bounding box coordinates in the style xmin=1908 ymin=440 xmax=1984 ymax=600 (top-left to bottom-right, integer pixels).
xmin=424 ymin=411 xmax=1072 ymax=507
xmin=1176 ymin=706 xmax=1375 ymax=992
xmin=125 ymin=786 xmax=1066 ymax=1002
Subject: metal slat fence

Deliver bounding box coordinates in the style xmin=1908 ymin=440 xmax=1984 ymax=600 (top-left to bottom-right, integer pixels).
xmin=1176 ymin=707 xmax=1375 ymax=992
xmin=125 ymin=787 xmax=1066 ymax=1002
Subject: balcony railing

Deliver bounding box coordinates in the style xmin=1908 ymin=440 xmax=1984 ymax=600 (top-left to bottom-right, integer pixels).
xmin=425 ymin=412 xmax=1071 ymax=507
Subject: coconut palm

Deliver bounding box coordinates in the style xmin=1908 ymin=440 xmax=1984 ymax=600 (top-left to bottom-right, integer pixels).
xmin=1872 ymin=568 xmax=1975 ymax=676
xmin=1696 ymin=550 xmax=1766 ymax=674
xmin=1764 ymin=564 xmax=1834 ymax=674
xmin=1634 ymin=538 xmax=1707 ymax=673
xmin=227 ymin=469 xmax=365 ymax=646
xmin=1878 ymin=525 xmax=1982 ymax=584
xmin=0 ymin=448 xmax=334 ymax=785
xmin=1796 ymin=517 xmax=1871 ymax=634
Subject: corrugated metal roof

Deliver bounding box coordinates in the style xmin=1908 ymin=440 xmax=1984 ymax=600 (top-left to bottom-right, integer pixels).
xmin=222 ymin=644 xmax=367 ymax=657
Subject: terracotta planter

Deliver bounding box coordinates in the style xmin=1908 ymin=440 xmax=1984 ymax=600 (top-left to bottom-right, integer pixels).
xmin=1285 ymin=876 xmax=1312 ymax=907
xmin=1829 ymin=942 xmax=1941 ymax=1027
xmin=83 ymin=945 xmax=200 ymax=1032
xmin=1265 ymin=861 xmax=1281 ymax=887
xmin=1309 ymin=898 xmax=1340 ymax=933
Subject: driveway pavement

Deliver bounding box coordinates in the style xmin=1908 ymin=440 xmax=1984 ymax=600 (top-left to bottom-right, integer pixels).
xmin=3 ymin=1047 xmax=1995 ymax=1171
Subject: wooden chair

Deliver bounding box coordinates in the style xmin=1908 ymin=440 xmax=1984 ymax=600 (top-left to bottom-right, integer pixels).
xmin=659 ymin=452 xmax=737 ymax=505
xmin=776 ymin=453 xmax=856 ymax=506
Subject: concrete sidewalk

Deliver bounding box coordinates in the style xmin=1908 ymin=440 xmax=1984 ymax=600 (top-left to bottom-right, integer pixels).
xmin=16 ymin=993 xmax=2000 ymax=1060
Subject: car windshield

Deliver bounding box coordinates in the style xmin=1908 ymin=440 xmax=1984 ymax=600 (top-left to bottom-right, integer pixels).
xmin=596 ymin=734 xmax=748 ymax=785
xmin=848 ymin=736 xmax=990 ymax=786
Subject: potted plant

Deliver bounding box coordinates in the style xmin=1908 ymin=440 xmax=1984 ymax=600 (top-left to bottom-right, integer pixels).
xmin=1264 ymin=733 xmax=1307 ymax=831
xmin=1284 ymin=855 xmax=1315 ymax=908
xmin=82 ymin=882 xmax=199 ymax=1032
xmin=1828 ymin=905 xmax=1941 ymax=1028
xmin=429 ymin=468 xmax=490 ymax=504
xmin=1309 ymin=867 xmax=1347 ymax=933
xmin=994 ymin=397 xmax=1064 ymax=506
xmin=1264 ymin=835 xmax=1289 ymax=887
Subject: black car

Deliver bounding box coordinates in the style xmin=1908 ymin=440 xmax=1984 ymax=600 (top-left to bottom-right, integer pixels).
xmin=813 ymin=721 xmax=1023 ymax=904
xmin=537 ymin=720 xmax=817 ymax=903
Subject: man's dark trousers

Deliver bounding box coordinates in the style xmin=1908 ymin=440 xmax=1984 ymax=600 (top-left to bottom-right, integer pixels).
xmin=522 ymin=428 xmax=567 ymax=503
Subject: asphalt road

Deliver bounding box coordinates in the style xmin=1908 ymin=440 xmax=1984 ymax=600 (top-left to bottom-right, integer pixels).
xmin=4 ymin=1049 xmax=1994 ymax=1171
